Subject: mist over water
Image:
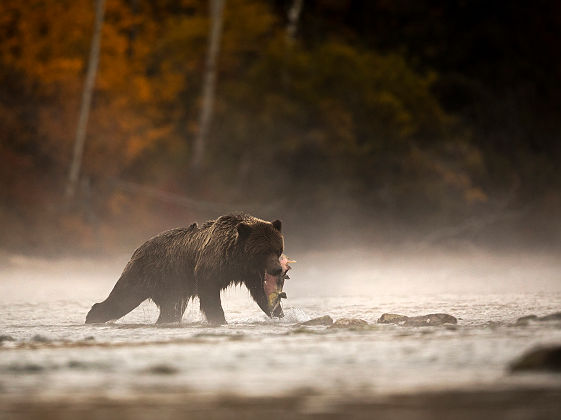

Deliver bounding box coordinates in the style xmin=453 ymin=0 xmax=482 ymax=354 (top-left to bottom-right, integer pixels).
xmin=2 ymin=248 xmax=561 ymax=403
xmin=2 ymin=1 xmax=561 ymax=417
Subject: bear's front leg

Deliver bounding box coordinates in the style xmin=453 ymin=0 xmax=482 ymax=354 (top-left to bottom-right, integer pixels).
xmin=199 ymin=287 xmax=226 ymax=325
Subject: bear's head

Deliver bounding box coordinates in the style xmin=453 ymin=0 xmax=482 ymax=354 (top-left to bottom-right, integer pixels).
xmin=237 ymin=219 xmax=284 ymax=317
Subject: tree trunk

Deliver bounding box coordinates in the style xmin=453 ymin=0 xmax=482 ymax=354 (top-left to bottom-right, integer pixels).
xmin=282 ymin=0 xmax=303 ymax=89
xmin=65 ymin=0 xmax=105 ymax=200
xmin=286 ymin=0 xmax=304 ymax=42
xmin=126 ymin=0 xmax=139 ymax=58
xmin=190 ymin=0 xmax=226 ymax=174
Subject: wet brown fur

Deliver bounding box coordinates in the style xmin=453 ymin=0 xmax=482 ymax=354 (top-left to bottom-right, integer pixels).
xmin=85 ymin=214 xmax=284 ymax=325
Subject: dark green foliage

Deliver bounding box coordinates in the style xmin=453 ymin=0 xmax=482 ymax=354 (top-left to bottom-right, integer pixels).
xmin=1 ymin=0 xmax=560 ymax=253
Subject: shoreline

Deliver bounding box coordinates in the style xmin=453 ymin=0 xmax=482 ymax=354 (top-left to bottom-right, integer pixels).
xmin=2 ymin=387 xmax=561 ymax=420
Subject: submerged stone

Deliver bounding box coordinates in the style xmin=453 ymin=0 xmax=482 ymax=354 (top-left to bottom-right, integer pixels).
xmin=331 ymin=318 xmax=369 ymax=328
xmin=515 ymin=315 xmax=538 ymax=325
xmin=378 ymin=313 xmax=457 ymax=326
xmin=377 ymin=313 xmax=409 ymax=324
xmin=145 ymin=364 xmax=179 ymax=375
xmin=7 ymin=364 xmax=45 ymax=373
xmin=300 ymin=315 xmax=334 ymax=326
xmin=290 ymin=327 xmax=323 ymax=335
xmin=68 ymin=360 xmax=88 ymax=369
xmin=30 ymin=335 xmax=50 ymax=343
xmin=540 ymin=312 xmax=561 ymax=321
xmin=515 ymin=312 xmax=561 ymax=325
xmin=0 ymin=335 xmax=15 ymax=343
xmin=404 ymin=313 xmax=457 ymax=327
xmin=510 ymin=345 xmax=561 ymax=372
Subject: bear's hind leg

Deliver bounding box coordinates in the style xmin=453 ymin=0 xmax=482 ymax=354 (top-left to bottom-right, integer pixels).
xmin=156 ymin=298 xmax=188 ymax=324
xmin=199 ymin=288 xmax=226 ymax=325
xmin=86 ymin=289 xmax=147 ymax=323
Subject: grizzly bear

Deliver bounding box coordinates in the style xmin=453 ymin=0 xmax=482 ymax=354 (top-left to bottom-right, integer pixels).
xmin=85 ymin=213 xmax=285 ymax=325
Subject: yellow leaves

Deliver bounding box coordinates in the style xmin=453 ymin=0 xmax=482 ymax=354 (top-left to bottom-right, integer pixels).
xmin=464 ymin=188 xmax=487 ymax=203
xmin=439 ymin=164 xmax=471 ymax=190
xmin=160 ymin=0 xmax=278 ymax=75
xmin=106 ymin=191 xmax=129 ymax=217
xmin=150 ymin=62 xmax=185 ymax=102
xmin=124 ymin=126 xmax=173 ymax=163
xmin=59 ymin=213 xmax=97 ymax=250
xmin=36 ymin=58 xmax=84 ymax=85
xmin=409 ymin=145 xmax=487 ymax=206
xmin=372 ymin=91 xmax=413 ymax=138
xmin=0 ymin=0 xmax=190 ymax=179
xmin=158 ymin=15 xmax=208 ymax=65
xmin=0 ymin=0 xmax=93 ymax=88
xmin=221 ymin=0 xmax=277 ymax=57
xmin=1 ymin=0 xmax=484 ymax=211
xmin=319 ymin=100 xmax=356 ymax=151
xmin=132 ymin=76 xmax=152 ymax=102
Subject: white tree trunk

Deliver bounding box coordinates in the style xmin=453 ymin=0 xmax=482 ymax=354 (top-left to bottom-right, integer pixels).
xmin=190 ymin=0 xmax=226 ymax=173
xmin=282 ymin=0 xmax=303 ymax=89
xmin=286 ymin=0 xmax=304 ymax=42
xmin=65 ymin=0 xmax=105 ymax=199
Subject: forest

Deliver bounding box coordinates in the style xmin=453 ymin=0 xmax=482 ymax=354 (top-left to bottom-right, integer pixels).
xmin=1 ymin=0 xmax=560 ymax=254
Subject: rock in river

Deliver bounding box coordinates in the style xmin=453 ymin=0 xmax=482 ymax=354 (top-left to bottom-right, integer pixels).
xmin=300 ymin=315 xmax=334 ymax=326
xmin=330 ymin=318 xmax=369 ymax=328
xmin=515 ymin=311 xmax=561 ymax=325
xmin=510 ymin=345 xmax=561 ymax=372
xmin=378 ymin=313 xmax=409 ymax=324
xmin=405 ymin=313 xmax=457 ymax=326
xmin=539 ymin=312 xmax=561 ymax=321
xmin=515 ymin=315 xmax=539 ymax=325
xmin=377 ymin=313 xmax=457 ymax=326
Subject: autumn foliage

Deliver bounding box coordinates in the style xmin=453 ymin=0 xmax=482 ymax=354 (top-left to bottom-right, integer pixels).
xmin=1 ymin=0 xmax=560 ymax=254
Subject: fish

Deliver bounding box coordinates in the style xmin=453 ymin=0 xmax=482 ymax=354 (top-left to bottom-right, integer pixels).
xmin=264 ymin=254 xmax=295 ymax=318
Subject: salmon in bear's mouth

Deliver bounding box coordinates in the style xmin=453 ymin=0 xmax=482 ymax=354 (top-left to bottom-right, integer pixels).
xmin=263 ymin=254 xmax=294 ymax=317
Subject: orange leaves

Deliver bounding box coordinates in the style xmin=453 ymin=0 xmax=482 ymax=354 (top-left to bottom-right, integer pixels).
xmin=124 ymin=125 xmax=173 ymax=163
xmin=0 ymin=0 xmax=92 ymax=88
xmin=131 ymin=76 xmax=152 ymax=103
xmin=0 ymin=0 xmax=496 ymax=253
xmin=407 ymin=145 xmax=488 ymax=207
xmin=464 ymin=188 xmax=487 ymax=204
xmin=318 ymin=99 xmax=356 ymax=152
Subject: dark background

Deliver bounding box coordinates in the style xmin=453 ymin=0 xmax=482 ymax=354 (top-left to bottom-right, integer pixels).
xmin=1 ymin=0 xmax=560 ymax=255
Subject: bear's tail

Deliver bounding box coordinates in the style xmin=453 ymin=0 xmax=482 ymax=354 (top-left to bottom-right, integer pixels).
xmin=85 ymin=280 xmax=147 ymax=324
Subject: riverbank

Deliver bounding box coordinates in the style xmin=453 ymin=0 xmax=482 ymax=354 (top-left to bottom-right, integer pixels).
xmin=2 ymin=387 xmax=561 ymax=420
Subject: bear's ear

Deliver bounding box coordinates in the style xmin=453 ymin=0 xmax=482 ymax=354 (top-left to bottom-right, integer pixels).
xmin=237 ymin=222 xmax=252 ymax=240
xmin=272 ymin=219 xmax=282 ymax=232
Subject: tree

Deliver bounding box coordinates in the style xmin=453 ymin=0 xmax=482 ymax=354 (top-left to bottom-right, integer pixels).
xmin=65 ymin=0 xmax=106 ymax=199
xmin=190 ymin=0 xmax=226 ymax=174
xmin=285 ymin=0 xmax=303 ymax=41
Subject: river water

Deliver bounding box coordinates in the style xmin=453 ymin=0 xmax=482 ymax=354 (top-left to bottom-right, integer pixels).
xmin=1 ymin=249 xmax=561 ymax=402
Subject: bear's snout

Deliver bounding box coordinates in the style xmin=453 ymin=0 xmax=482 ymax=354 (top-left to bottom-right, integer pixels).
xmin=265 ymin=254 xmax=283 ymax=276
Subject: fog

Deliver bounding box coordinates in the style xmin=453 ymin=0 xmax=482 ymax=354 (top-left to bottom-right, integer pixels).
xmin=3 ymin=245 xmax=561 ymax=305
xmin=2 ymin=0 xmax=561 ymax=417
